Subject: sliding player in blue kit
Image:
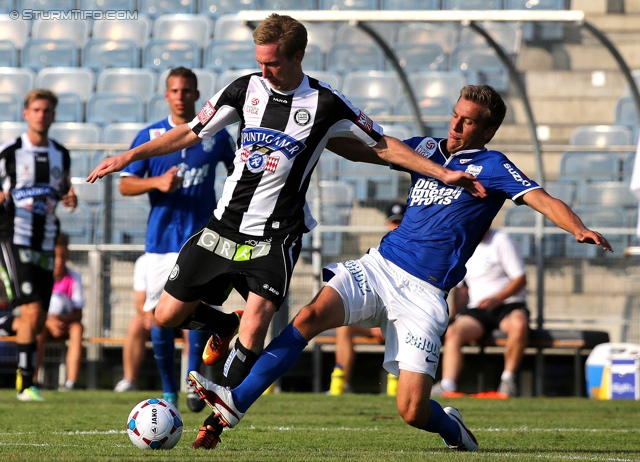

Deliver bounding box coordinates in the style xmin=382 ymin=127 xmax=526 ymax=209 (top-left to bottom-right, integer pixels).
xmin=188 ymin=85 xmax=612 ymax=451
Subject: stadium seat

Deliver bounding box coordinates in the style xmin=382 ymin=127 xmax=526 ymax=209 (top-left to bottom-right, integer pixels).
xmin=95 ymin=202 xmax=150 ymax=245
xmin=216 ymin=69 xmax=259 ymax=92
xmin=204 ymin=40 xmax=258 ymax=72
xmin=96 ymin=68 xmax=157 ymax=103
xmin=49 ymin=122 xmax=102 ymax=178
xmin=565 ymin=206 xmax=628 ymax=258
xmin=395 ymin=96 xmax=452 ymax=138
xmin=623 ymin=152 xmax=635 ymax=181
xmin=0 ymin=67 xmax=35 ymax=100
xmin=153 ymin=14 xmax=214 ymax=48
xmin=142 ymin=39 xmax=201 ymax=71
xmin=198 ymin=0 xmax=256 ymax=17
xmin=92 ymin=15 xmax=152 ymax=47
xmin=0 ymin=15 xmax=29 ymax=49
xmin=0 ymin=121 xmax=26 ymax=143
xmin=139 ymin=0 xmax=196 ymax=18
xmin=55 ymin=93 xmax=84 ymax=123
xmin=342 ymin=71 xmax=402 ymax=105
xmin=316 ymin=149 xmax=341 ymax=181
xmin=327 ymin=43 xmax=385 ymax=74
xmin=505 ymin=0 xmax=567 ymax=42
xmin=0 ymin=0 xmax=14 ymax=14
xmin=21 ymin=39 xmax=78 ymax=71
xmin=146 ymin=94 xmax=170 ymax=122
xmin=86 ymin=93 xmax=145 ymax=126
xmin=101 ymin=123 xmax=148 ymax=145
xmin=31 ymin=19 xmax=90 ymax=48
xmin=450 ymin=43 xmax=509 ymax=92
xmin=348 ymin=97 xmax=392 ymax=117
xmin=379 ymin=123 xmax=413 ymax=142
xmin=304 ymin=22 xmax=337 ymax=54
xmin=21 ymin=0 xmax=75 ymax=12
xmin=320 ymin=0 xmax=378 ymax=9
xmin=337 ymin=157 xmax=403 ymax=201
xmin=306 ymin=71 xmax=343 ymax=92
xmin=262 ymin=0 xmax=315 ymax=9
xmin=443 ymin=0 xmax=501 ymax=9
xmin=213 ymin=15 xmax=254 ymax=42
xmin=0 ymin=93 xmax=21 ymax=122
xmin=382 ymin=0 xmax=439 ymax=8
xmin=544 ymin=181 xmax=576 ymax=207
xmin=57 ymin=202 xmax=94 ymax=245
xmin=575 ymin=180 xmax=637 ymax=209
xmin=335 ymin=22 xmax=398 ymax=46
xmin=559 ymin=152 xmax=621 ymax=183
xmin=615 ymin=96 xmax=637 ymax=128
xmin=503 ymin=205 xmax=563 ymax=258
xmin=79 ymin=0 xmax=136 ymax=10
xmin=0 ymin=40 xmax=16 ymax=67
xmin=569 ymin=125 xmax=633 ymax=147
xmin=458 ymin=22 xmax=522 ymax=56
xmin=302 ymin=44 xmax=324 ymax=71
xmin=396 ymin=22 xmax=460 ymax=55
xmin=82 ymin=39 xmax=140 ymax=72
xmin=392 ymin=43 xmax=447 ymax=73
xmin=36 ymin=67 xmax=96 ymax=103
xmin=408 ymin=71 xmax=468 ymax=106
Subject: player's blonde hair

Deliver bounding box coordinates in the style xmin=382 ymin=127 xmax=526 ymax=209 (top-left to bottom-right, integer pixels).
xmin=459 ymin=85 xmax=506 ymax=129
xmin=24 ymin=89 xmax=58 ymax=110
xmin=253 ymin=13 xmax=307 ymax=60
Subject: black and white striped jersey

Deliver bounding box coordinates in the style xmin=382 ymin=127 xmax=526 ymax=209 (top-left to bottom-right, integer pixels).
xmin=189 ymin=72 xmax=384 ymax=237
xmin=0 ymin=133 xmax=71 ymax=251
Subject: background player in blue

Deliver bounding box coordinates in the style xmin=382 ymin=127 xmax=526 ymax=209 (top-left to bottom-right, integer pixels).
xmin=117 ymin=67 xmax=235 ymax=411
xmin=187 ymin=85 xmax=612 ymax=452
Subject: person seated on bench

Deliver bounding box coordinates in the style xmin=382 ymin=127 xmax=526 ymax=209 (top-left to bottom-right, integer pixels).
xmin=35 ymin=233 xmax=85 ymax=391
xmin=432 ymin=227 xmax=529 ymax=398
xmin=328 ymin=202 xmax=405 ymax=396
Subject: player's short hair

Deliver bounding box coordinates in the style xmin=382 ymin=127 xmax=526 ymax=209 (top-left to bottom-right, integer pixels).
xmin=253 ymin=13 xmax=307 ymax=60
xmin=24 ymin=89 xmax=58 ymax=110
xmin=166 ymin=66 xmax=198 ymax=90
xmin=459 ymin=85 xmax=506 ymax=129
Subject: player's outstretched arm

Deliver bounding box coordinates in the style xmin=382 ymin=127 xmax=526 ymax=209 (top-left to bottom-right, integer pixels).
xmin=326 ymin=136 xmax=487 ymax=198
xmin=523 ymin=188 xmax=613 ymax=252
xmin=86 ymin=124 xmax=200 ymax=183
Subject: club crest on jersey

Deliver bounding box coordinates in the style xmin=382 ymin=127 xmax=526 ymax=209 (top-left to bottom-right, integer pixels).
xmin=197 ymin=101 xmax=216 ymax=125
xmin=465 ymin=164 xmax=483 ymax=177
xmin=241 ymin=127 xmax=306 ymax=160
xmin=356 ymin=111 xmax=373 ymax=133
xmin=149 ymin=128 xmax=166 ymax=140
xmin=202 ymin=139 xmax=215 ymax=152
xmin=415 ymin=138 xmax=437 ymax=158
xmin=294 ymin=109 xmax=311 ymax=126
xmin=245 ymin=152 xmax=279 ymax=173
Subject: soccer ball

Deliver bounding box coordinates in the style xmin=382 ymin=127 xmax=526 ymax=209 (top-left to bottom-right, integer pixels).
xmin=126 ymin=398 xmax=183 ymax=450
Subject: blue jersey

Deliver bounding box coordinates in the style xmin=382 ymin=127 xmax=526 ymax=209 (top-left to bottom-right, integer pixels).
xmin=378 ymin=137 xmax=540 ymax=292
xmin=121 ymin=117 xmax=235 ymax=253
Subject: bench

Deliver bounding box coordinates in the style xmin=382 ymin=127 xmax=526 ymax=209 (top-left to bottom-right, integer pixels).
xmin=309 ymin=328 xmax=610 ymax=396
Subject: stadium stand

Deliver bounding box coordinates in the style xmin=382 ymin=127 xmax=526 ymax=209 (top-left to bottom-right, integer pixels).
xmin=0 ymin=40 xmax=17 ymax=67
xmin=86 ymin=93 xmax=145 ymax=126
xmin=82 ymin=39 xmax=140 ymax=72
xmin=142 ymin=39 xmax=201 ymax=70
xmin=91 ymin=16 xmax=153 ymax=47
xmin=139 ymin=0 xmax=196 ymax=17
xmin=152 ymin=13 xmax=214 ymax=48
xmin=21 ymin=39 xmax=78 ymax=71
xmin=0 ymin=93 xmax=22 ymax=122
xmin=36 ymin=67 xmax=95 ymax=103
xmin=0 ymin=67 xmax=35 ymax=100
xmin=96 ymin=68 xmax=157 ymax=103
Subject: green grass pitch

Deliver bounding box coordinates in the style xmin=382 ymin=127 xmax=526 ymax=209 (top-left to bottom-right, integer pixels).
xmin=1 ymin=390 xmax=639 ymax=461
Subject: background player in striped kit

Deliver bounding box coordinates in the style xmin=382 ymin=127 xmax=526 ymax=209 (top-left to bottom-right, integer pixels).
xmin=0 ymin=89 xmax=77 ymax=401
xmin=86 ymin=14 xmax=485 ymax=448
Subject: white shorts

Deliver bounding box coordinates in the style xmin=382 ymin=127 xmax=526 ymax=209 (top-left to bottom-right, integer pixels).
xmin=139 ymin=252 xmax=179 ymax=313
xmin=324 ymin=247 xmax=449 ymax=378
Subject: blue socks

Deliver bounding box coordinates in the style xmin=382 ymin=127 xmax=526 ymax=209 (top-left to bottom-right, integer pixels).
xmin=423 ymin=399 xmax=460 ymax=445
xmin=232 ymin=323 xmax=307 ymax=412
xmin=151 ymin=324 xmax=177 ymax=394
xmin=186 ymin=329 xmax=210 ymax=378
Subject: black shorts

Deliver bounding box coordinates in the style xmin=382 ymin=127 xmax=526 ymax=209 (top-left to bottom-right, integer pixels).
xmin=455 ymin=302 xmax=529 ymax=333
xmin=164 ymin=221 xmax=303 ymax=309
xmin=0 ymin=241 xmax=54 ymax=310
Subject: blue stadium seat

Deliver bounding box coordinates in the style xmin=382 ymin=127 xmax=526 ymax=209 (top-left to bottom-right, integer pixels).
xmin=559 ymin=152 xmax=621 ymax=182
xmin=139 ymin=0 xmax=196 ymax=18
xmin=615 ymin=96 xmax=637 ymax=128
xmin=21 ymin=39 xmax=78 ymax=71
xmin=503 ymin=206 xmax=563 ymax=258
xmin=198 ymin=0 xmax=256 ymax=17
xmin=348 ymin=97 xmax=392 ymax=117
xmin=216 ymin=69 xmax=258 ymax=92
xmin=408 ymin=71 xmax=467 ymax=106
xmin=0 ymin=121 xmax=26 ymax=143
xmin=458 ymin=22 xmax=522 ymax=56
xmin=82 ymin=39 xmax=140 ymax=72
xmin=153 ymin=14 xmax=214 ymax=48
xmin=0 ymin=40 xmax=17 ymax=67
xmin=320 ymin=0 xmax=378 ymax=9
xmin=49 ymin=122 xmax=102 ymax=178
xmin=569 ymin=125 xmax=633 ymax=147
xmin=0 ymin=0 xmax=14 ymax=13
xmin=450 ymin=43 xmax=509 ymax=92
xmin=86 ymin=93 xmax=145 ymax=126
xmin=95 ymin=202 xmax=150 ymax=245
xmin=302 ymin=44 xmax=324 ymax=71
xmin=55 ymin=93 xmax=84 ymax=123
xmin=96 ymin=68 xmax=157 ymax=103
xmin=57 ymin=202 xmax=94 ymax=245
xmin=396 ymin=22 xmax=460 ymax=55
xmin=306 ymin=71 xmax=343 ymax=92
xmin=0 ymin=15 xmax=28 ymax=50
xmin=262 ymin=0 xmax=315 ymax=9
xmin=505 ymin=0 xmax=567 ymax=42
xmin=443 ymin=0 xmax=501 ymax=9
xmin=92 ymin=15 xmax=153 ymax=48
xmin=31 ymin=18 xmax=90 ymax=48
xmin=392 ymin=43 xmax=447 ymax=73
xmin=213 ymin=15 xmax=254 ymax=42
xmin=36 ymin=67 xmax=96 ymax=103
xmin=565 ymin=206 xmax=628 ymax=258
xmin=304 ymin=22 xmax=337 ymax=55
xmin=0 ymin=67 xmax=35 ymax=100
xmin=142 ymin=39 xmax=201 ymax=71
xmin=342 ymin=71 xmax=402 ymax=106
xmin=79 ymin=0 xmax=136 ymax=10
xmin=147 ymin=93 xmax=170 ymax=122
xmin=204 ymin=40 xmax=258 ymax=72
xmin=576 ymin=180 xmax=637 ymax=209
xmin=328 ymin=28 xmax=389 ymax=74
xmin=382 ymin=0 xmax=439 ymax=8
xmin=21 ymin=0 xmax=75 ymax=12
xmin=623 ymin=152 xmax=635 ymax=181
xmin=0 ymin=93 xmax=21 ymax=122
xmin=101 ymin=123 xmax=148 ymax=145
xmin=544 ymin=181 xmax=576 ymax=207
xmin=335 ymin=22 xmax=398 ymax=46
xmin=395 ymin=96 xmax=452 ymax=138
